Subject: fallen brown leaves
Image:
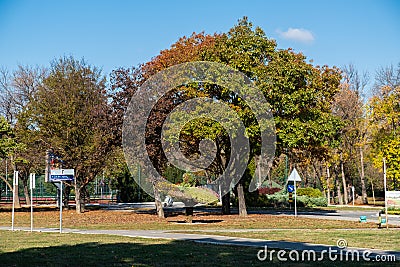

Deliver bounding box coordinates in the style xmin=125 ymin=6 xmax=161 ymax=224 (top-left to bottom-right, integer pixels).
xmin=0 ymin=208 xmax=379 ymax=230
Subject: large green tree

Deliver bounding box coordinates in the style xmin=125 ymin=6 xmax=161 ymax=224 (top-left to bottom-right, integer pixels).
xmin=10 ymin=66 xmax=47 ymax=205
xmin=331 ymin=65 xmax=370 ymax=204
xmin=26 ymin=57 xmax=116 ymax=213
xmin=0 ymin=116 xmax=21 ymax=207
xmin=112 ymin=17 xmax=342 ymax=215
xmin=369 ymin=63 xmax=400 ymax=189
xmin=0 ymin=66 xmax=51 ymax=206
xmin=0 ymin=116 xmax=15 ymax=159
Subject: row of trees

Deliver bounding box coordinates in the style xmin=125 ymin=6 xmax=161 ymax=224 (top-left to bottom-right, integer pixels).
xmin=0 ymin=17 xmax=398 ymax=216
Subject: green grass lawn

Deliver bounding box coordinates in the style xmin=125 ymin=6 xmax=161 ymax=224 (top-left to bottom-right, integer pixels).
xmin=0 ymin=231 xmax=397 ymax=267
xmin=171 ymin=229 xmax=400 ymax=251
xmin=0 ymin=231 xmax=261 ymax=267
xmin=1 ymin=208 xmax=398 ymax=266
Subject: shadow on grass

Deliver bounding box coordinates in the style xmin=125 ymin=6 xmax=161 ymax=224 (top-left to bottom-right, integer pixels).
xmin=0 ymin=239 xmax=271 ymax=267
xmin=0 ymin=206 xmax=59 ymax=213
xmin=1 ymin=239 xmax=398 ymax=267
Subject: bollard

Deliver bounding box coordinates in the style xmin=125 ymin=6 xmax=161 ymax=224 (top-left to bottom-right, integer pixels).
xmin=359 ymin=215 xmax=367 ymax=223
xmin=378 ymin=211 xmax=387 ymax=228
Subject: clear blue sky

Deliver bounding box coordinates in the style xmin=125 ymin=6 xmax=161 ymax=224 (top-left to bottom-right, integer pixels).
xmin=0 ymin=0 xmax=399 ymax=91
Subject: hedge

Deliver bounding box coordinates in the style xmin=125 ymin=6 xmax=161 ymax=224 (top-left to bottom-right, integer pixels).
xmin=247 ymin=191 xmax=327 ymax=208
xmin=296 ymin=187 xmax=323 ymax=198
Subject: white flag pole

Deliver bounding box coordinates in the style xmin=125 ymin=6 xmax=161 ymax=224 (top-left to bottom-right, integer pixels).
xmin=11 ymin=171 xmax=18 ymax=231
xmin=11 ymin=172 xmax=15 ymax=231
xmin=30 ymin=173 xmax=35 ymax=232
xmin=383 ymin=158 xmax=388 ymax=229
xmin=5 ymin=159 xmax=8 ymax=200
xmin=59 ymin=181 xmax=63 ymax=233
xmin=294 ymin=179 xmax=297 ymax=217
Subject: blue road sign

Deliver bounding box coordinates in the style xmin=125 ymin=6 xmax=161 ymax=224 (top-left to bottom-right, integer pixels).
xmin=287 ymin=184 xmax=295 ymax=193
xmin=50 ymin=174 xmax=74 ymax=181
xmin=49 ymin=169 xmax=75 ymax=182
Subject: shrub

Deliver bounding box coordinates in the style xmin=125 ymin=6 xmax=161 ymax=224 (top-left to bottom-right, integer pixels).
xmin=267 ymin=191 xmax=288 ymax=207
xmin=383 ymin=207 xmax=400 ymax=215
xmin=181 ymin=172 xmax=199 ymax=187
xmin=246 ymin=191 xmax=327 ymax=208
xmin=388 ymin=210 xmax=400 ymax=215
xmin=258 ymin=187 xmax=282 ymax=195
xmin=296 ymin=187 xmax=323 ymax=198
xmin=244 ymin=194 xmax=270 ymax=207
xmin=179 ymin=186 xmax=219 ymax=204
xmin=297 ymin=195 xmax=328 ymax=207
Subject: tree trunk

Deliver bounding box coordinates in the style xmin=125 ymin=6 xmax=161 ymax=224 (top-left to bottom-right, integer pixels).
xmin=312 ymin=163 xmax=317 ymax=188
xmin=371 ymin=181 xmax=376 ymax=206
xmin=63 ymin=185 xmax=70 ymax=209
xmin=237 ymin=183 xmax=247 ymax=217
xmin=155 ymin=198 xmax=164 ymax=218
xmin=359 ymin=147 xmax=368 ymax=204
xmin=23 ymin=183 xmax=31 ymax=206
xmin=326 ymin=165 xmax=331 ymax=205
xmin=221 ymin=192 xmax=230 ymax=215
xmin=335 ymin=166 xmax=343 ymax=205
xmin=340 ymin=153 xmax=348 ymax=204
xmin=75 ymin=183 xmax=85 ymax=213
xmin=21 ymin=175 xmax=31 ymax=206
xmin=14 ymin=183 xmax=21 ymax=208
xmin=152 ymin=182 xmax=164 ymax=218
xmin=0 ymin=176 xmax=13 ymax=196
xmin=268 ymin=169 xmax=272 ymax=188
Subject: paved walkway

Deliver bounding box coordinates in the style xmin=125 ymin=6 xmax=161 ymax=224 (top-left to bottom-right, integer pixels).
xmin=2 ymin=226 xmax=399 ymax=261
xmin=297 ymin=212 xmax=400 ymax=225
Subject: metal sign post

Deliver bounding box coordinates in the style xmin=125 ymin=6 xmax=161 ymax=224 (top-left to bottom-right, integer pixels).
xmin=5 ymin=159 xmax=8 ymax=201
xmin=288 ymin=168 xmax=301 ymax=217
xmin=383 ymin=158 xmax=388 ymax=229
xmin=59 ymin=181 xmax=63 ymax=233
xmin=294 ymin=179 xmax=297 ymax=217
xmin=30 ymin=173 xmax=36 ymax=232
xmin=11 ymin=171 xmax=18 ymax=231
xmin=45 ymin=168 xmax=74 ymax=233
